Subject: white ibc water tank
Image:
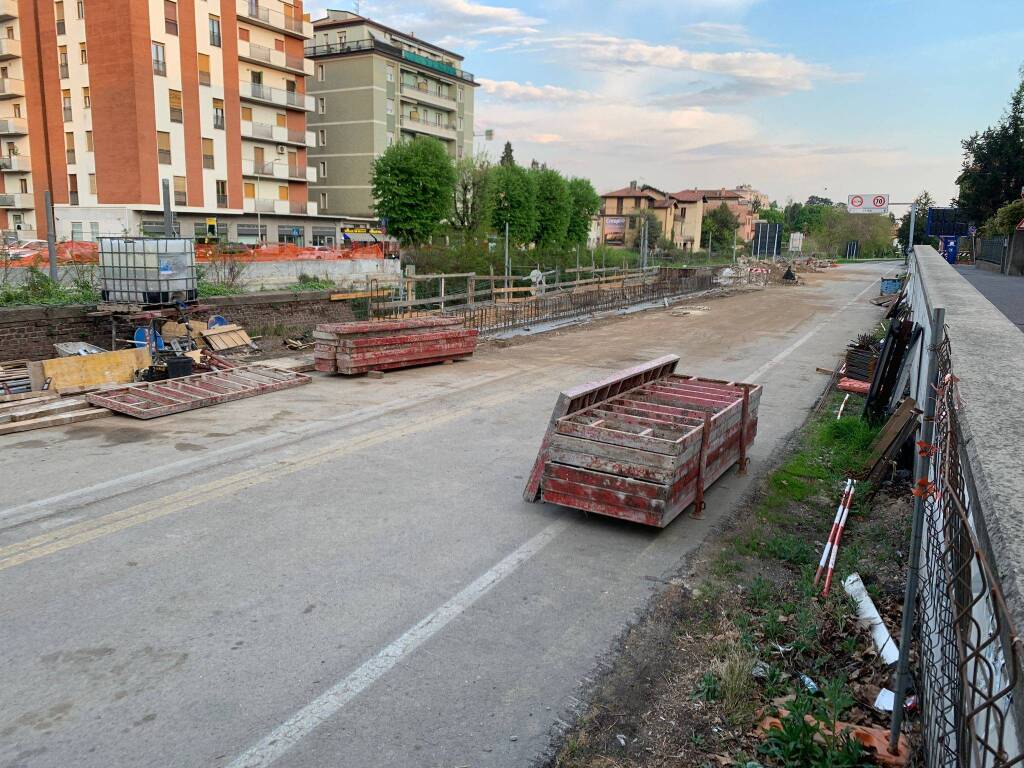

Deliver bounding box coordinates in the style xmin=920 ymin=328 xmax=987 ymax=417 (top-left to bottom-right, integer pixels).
xmin=99 ymin=238 xmax=198 ymax=304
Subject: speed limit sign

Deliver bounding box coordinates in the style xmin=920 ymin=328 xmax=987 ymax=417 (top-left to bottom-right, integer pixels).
xmin=848 ymin=194 xmax=889 ymax=214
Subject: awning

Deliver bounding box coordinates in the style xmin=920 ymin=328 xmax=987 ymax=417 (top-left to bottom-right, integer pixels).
xmin=343 ymin=232 xmax=378 ymax=243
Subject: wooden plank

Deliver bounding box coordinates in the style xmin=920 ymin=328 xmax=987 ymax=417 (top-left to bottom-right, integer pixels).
xmin=31 ymin=348 xmax=151 ymax=393
xmin=554 ymin=419 xmax=685 ymax=456
xmin=548 ymin=433 xmax=678 ymax=471
xmin=0 ymin=407 xmax=110 ymax=435
xmin=0 ymin=398 xmax=89 ymax=424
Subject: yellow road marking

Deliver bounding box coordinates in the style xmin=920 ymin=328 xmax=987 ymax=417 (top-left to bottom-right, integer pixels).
xmin=0 ymin=385 xmax=547 ymax=573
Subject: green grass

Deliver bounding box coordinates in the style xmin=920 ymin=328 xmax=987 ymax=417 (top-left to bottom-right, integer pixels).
xmin=290 ymin=274 xmax=336 ymax=292
xmin=0 ymin=267 xmax=101 ymax=306
xmin=197 ymin=280 xmax=248 ymax=298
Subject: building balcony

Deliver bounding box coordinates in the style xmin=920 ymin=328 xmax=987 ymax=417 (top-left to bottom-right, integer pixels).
xmin=0 ymin=38 xmax=20 ymax=60
xmin=240 ymin=121 xmax=314 ymax=147
xmin=0 ymin=192 xmax=32 ymax=208
xmin=304 ymin=39 xmax=475 ymax=83
xmin=0 ymin=77 xmax=24 ymax=99
xmin=239 ymin=80 xmax=313 ymax=111
xmin=243 ymin=197 xmax=290 ymax=215
xmin=400 ymin=113 xmax=456 ymax=141
xmin=401 ymin=50 xmax=474 ymax=84
xmin=289 ymin=199 xmax=316 ymax=216
xmin=0 ymin=154 xmax=29 ymax=172
xmin=238 ymin=40 xmax=313 ymax=76
xmin=241 ymin=158 xmax=289 ymax=180
xmin=236 ymin=0 xmax=312 ymax=40
xmin=0 ymin=0 xmax=16 ymax=22
xmin=0 ymin=117 xmax=28 ymax=135
xmin=400 ymin=82 xmax=456 ymax=110
xmin=286 ymin=165 xmax=316 ymax=183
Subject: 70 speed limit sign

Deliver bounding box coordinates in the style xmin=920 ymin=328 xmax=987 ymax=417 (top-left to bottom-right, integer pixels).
xmin=847 ymin=194 xmax=889 ymax=214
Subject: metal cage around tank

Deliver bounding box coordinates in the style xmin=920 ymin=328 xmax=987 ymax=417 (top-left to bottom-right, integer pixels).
xmin=97 ymin=237 xmax=199 ymax=305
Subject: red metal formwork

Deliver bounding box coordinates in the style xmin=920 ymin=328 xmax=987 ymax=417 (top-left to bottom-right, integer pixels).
xmin=524 ymin=355 xmax=762 ymax=527
xmin=86 ymin=366 xmax=311 ymax=419
xmin=313 ymin=317 xmax=479 ymax=375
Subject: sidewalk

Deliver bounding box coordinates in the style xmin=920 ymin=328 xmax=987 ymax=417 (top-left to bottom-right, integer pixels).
xmin=955 ymin=265 xmax=1024 ymax=332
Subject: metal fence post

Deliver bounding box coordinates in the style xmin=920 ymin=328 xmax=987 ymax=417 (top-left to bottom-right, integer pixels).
xmin=44 ymin=190 xmax=58 ymax=281
xmin=889 ymin=304 xmax=945 ymax=753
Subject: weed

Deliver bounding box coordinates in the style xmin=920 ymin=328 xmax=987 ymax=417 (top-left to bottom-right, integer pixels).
xmin=759 ymin=687 xmax=872 ymax=768
xmin=763 ymin=534 xmax=815 ymax=566
xmin=691 ymin=671 xmax=720 ymax=702
xmin=748 ymin=576 xmax=775 ymax=606
xmin=716 ymin=649 xmax=756 ymax=726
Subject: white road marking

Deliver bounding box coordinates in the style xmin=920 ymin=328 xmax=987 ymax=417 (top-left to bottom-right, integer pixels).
xmin=223 ymin=271 xmax=884 ymax=768
xmin=224 ymin=518 xmax=572 ymax=768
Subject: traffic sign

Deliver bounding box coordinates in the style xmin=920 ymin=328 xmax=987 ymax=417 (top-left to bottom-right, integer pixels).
xmin=847 ymin=194 xmax=889 ymax=214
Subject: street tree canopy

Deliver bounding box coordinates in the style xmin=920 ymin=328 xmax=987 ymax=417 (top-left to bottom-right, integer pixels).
xmin=532 ymin=168 xmax=571 ymax=249
xmin=452 ymin=154 xmax=494 ymax=236
xmin=371 ymin=137 xmax=456 ymax=246
xmin=490 ymin=162 xmax=537 ymax=246
xmin=565 ymin=177 xmax=601 ymax=247
xmin=702 ymin=203 xmax=739 ymax=252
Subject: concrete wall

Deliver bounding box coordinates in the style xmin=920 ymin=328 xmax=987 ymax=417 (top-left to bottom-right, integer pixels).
xmin=0 ymin=290 xmax=357 ymax=361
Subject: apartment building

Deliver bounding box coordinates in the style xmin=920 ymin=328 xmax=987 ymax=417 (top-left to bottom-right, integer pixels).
xmin=305 ymin=11 xmax=477 ymax=221
xmin=599 ymin=182 xmax=703 ymax=252
xmin=683 ymin=188 xmax=756 ymax=242
xmin=5 ymin=0 xmax=331 ymax=246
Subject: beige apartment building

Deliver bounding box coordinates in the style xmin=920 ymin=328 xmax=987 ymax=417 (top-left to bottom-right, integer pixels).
xmin=5 ymin=0 xmax=334 ymax=245
xmin=599 ymin=182 xmax=703 ymax=252
xmin=305 ymin=11 xmax=477 ymax=221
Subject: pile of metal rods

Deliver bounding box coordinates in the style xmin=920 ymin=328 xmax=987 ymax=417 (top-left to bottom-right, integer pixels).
xmin=815 ymin=479 xmax=857 ymax=597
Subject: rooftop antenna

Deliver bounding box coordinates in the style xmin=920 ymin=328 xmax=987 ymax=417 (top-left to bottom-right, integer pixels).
xmin=354 ymin=0 xmax=361 ymax=13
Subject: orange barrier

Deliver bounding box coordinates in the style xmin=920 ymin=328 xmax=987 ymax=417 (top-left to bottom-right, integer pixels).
xmin=7 ymin=241 xmax=99 ymax=268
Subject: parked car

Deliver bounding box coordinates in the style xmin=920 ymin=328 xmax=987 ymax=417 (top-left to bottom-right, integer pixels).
xmin=7 ymin=239 xmax=47 ymax=260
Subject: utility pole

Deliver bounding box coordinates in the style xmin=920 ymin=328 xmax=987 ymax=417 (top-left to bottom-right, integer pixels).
xmin=905 ymin=203 xmax=917 ymax=262
xmin=44 ymin=190 xmax=57 ymax=280
xmin=503 ymin=220 xmax=509 ymax=290
xmin=255 ymin=170 xmax=263 ymax=243
xmin=161 ymin=179 xmax=174 ymax=236
xmin=732 ymin=227 xmax=737 ymax=263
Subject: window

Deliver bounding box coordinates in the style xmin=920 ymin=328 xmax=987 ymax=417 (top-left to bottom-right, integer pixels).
xmin=90 ymin=222 xmax=100 ymax=241
xmin=317 ymin=97 xmax=325 ymax=114
xmin=209 ymin=15 xmax=221 ymax=47
xmin=317 ymin=161 xmax=325 ymax=179
xmin=55 ymin=2 xmax=65 ymax=34
xmin=274 ymin=38 xmax=284 ymax=53
xmin=275 ymin=112 xmax=286 ymax=127
xmin=202 ymin=138 xmax=214 ymax=169
xmin=58 ymin=45 xmax=68 ymax=79
xmin=240 ymin=106 xmax=252 ymax=122
xmin=173 ymin=175 xmax=186 ymax=205
xmin=316 ymin=64 xmax=324 ymax=82
xmin=71 ymin=221 xmax=83 ymax=240
xmin=68 ymin=174 xmax=79 ymax=205
xmin=386 ymin=65 xmax=394 ymax=82
xmin=152 ymin=41 xmax=166 ymax=76
xmin=319 ymin=192 xmax=327 ymax=208
xmin=157 ymin=131 xmax=171 ymax=164
xmin=197 ymin=53 xmax=210 ymax=85
xmin=243 ymin=181 xmax=255 ymax=199
xmin=387 ymin=131 xmax=394 ymax=146
xmin=82 ymin=87 xmax=90 ymax=109
xmin=216 ymin=179 xmax=227 ymax=208
xmin=213 ymin=98 xmax=224 ymax=129
xmin=336 ymin=31 xmax=346 ymax=44
xmin=85 ymin=130 xmax=93 ymax=151
xmin=277 ymin=184 xmax=288 ymax=201
xmin=12 ymin=103 xmax=20 ymax=118
xmin=168 ymin=90 xmax=182 ymax=122
xmin=164 ymin=0 xmax=178 ymax=35
xmin=79 ymin=43 xmax=87 ymax=64
xmin=88 ymin=173 xmax=96 ymax=194
xmin=77 ymin=0 xmax=84 ymax=19
xmin=18 ymin=177 xmax=27 ymax=193
xmin=458 ymin=86 xmax=464 ymax=103
xmin=238 ymin=27 xmax=249 ymax=42
xmin=386 ymin=98 xmax=394 ymax=115
xmin=64 ymin=131 xmax=75 ymax=164
xmin=317 ymin=128 xmax=325 ymax=146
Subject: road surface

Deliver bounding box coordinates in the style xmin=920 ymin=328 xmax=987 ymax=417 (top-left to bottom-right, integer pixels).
xmin=0 ymin=263 xmax=890 ymax=768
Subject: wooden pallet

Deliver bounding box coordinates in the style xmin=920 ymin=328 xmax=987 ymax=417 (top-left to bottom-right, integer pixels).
xmin=199 ymin=324 xmax=254 ymax=352
xmin=0 ymin=395 xmax=110 ymax=435
xmin=87 ymin=366 xmax=310 ymax=419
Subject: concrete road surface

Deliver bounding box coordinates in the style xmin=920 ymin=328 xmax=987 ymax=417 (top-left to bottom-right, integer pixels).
xmin=0 ymin=263 xmax=890 ymax=768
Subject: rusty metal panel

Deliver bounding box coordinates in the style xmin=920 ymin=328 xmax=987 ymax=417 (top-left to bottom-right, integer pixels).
xmin=314 ymin=319 xmax=479 ymax=376
xmin=525 ymin=358 xmax=763 ymax=527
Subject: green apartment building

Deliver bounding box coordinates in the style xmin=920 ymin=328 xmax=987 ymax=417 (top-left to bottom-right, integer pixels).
xmin=305 ymin=11 xmax=477 ymax=221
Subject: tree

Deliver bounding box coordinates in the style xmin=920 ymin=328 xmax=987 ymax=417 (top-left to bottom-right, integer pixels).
xmin=565 ymin=177 xmax=601 ymax=247
xmin=631 ymin=210 xmax=662 ymax=249
xmin=500 ymin=141 xmax=515 ymax=168
xmin=897 ymin=191 xmax=938 ymax=248
xmin=702 ymin=203 xmax=739 ymax=252
xmin=371 ymin=137 xmax=457 ymax=246
xmin=490 ymin=162 xmax=537 ymax=245
xmin=531 ymin=168 xmax=571 ymax=249
xmin=452 ymin=154 xmax=494 ymax=235
xmin=806 ymin=195 xmax=834 ymax=207
xmin=956 ymin=69 xmax=1024 ymax=224
xmin=981 ymin=198 xmax=1024 ymax=236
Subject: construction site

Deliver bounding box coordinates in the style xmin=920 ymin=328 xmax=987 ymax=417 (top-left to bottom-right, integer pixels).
xmin=2 ymin=246 xmax=1022 ymax=768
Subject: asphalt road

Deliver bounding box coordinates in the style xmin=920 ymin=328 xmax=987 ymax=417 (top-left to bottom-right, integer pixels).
xmin=955 ymin=265 xmax=1024 ymax=331
xmin=0 ymin=263 xmax=891 ymax=768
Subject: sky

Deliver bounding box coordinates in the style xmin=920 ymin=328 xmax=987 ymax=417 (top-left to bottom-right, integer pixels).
xmin=304 ymin=0 xmax=1024 ymax=213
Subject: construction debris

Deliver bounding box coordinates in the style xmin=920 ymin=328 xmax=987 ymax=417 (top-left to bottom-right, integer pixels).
xmin=87 ymin=366 xmax=310 ymax=419
xmin=523 ymin=355 xmax=761 ymax=528
xmin=858 ymin=398 xmax=920 ymax=486
xmin=0 ymin=359 xmax=32 ymax=395
xmin=845 ymin=334 xmax=880 ymax=382
xmin=26 ymin=348 xmax=151 ymax=393
xmin=0 ymin=394 xmax=109 ymax=435
xmin=313 ymin=317 xmax=479 ymax=375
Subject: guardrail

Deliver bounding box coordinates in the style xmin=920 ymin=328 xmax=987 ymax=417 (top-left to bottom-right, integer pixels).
xmin=901 ymin=246 xmax=1024 ymax=767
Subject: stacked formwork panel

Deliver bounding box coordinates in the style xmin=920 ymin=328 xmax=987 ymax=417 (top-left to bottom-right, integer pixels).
xmin=314 ymin=317 xmax=479 ymax=375
xmin=524 ymin=355 xmax=762 ymax=527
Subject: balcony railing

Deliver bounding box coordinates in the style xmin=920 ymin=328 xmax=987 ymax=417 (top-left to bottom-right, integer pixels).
xmin=0 ymin=192 xmax=31 ymax=208
xmin=246 ymin=42 xmax=273 ymax=63
xmin=249 ymin=121 xmax=275 ymax=139
xmin=241 ymin=158 xmax=277 ymax=176
xmin=244 ymin=198 xmax=278 ymax=214
xmin=203 ymin=154 xmax=215 ymax=169
xmin=68 ymin=191 xmax=79 ymax=205
xmin=62 ymin=106 xmax=72 ymax=121
xmin=59 ymin=63 xmax=69 ymax=79
xmin=0 ymin=154 xmax=28 ymax=171
xmin=198 ymin=71 xmax=211 ymax=86
xmin=305 ymin=38 xmax=402 ymax=60
xmin=237 ymin=0 xmax=311 ymax=39
xmin=240 ymin=80 xmax=313 ymax=111
xmin=0 ymin=77 xmax=23 ymax=98
xmin=0 ymin=117 xmax=27 ymax=134
xmin=400 ymin=113 xmax=456 ymax=138
xmin=289 ymin=199 xmax=308 ymax=215
xmin=213 ymin=113 xmax=225 ymax=129
xmin=174 ymin=191 xmax=187 ymax=206
xmin=0 ymin=38 xmax=21 ymax=59
xmin=217 ymin=194 xmax=228 ymax=208
xmin=170 ymin=107 xmax=183 ymax=123
xmin=153 ymin=58 xmax=167 ymax=76
xmin=0 ymin=1 xmax=17 ymax=22
xmin=158 ymin=149 xmax=172 ymax=164
xmin=401 ymin=50 xmax=474 ymax=83
xmin=401 ymin=82 xmax=455 ymax=103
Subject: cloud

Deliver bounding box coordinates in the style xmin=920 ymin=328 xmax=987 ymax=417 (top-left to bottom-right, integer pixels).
xmin=478 ymin=78 xmax=594 ymax=103
xmin=682 ymin=22 xmax=758 ymax=46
